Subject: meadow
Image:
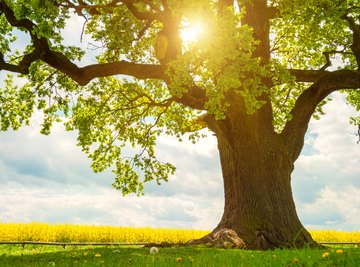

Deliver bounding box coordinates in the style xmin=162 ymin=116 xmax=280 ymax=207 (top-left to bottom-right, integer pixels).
xmin=1 ymin=244 xmax=360 ymax=267
xmin=0 ymin=223 xmax=360 ymax=266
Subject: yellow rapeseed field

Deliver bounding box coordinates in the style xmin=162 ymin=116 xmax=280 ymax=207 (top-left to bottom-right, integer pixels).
xmin=0 ymin=223 xmax=208 ymax=243
xmin=0 ymin=223 xmax=359 ymax=243
xmin=309 ymin=230 xmax=360 ymax=243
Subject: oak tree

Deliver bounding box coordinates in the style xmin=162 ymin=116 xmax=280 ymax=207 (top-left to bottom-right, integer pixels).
xmin=1 ymin=0 xmax=360 ymax=249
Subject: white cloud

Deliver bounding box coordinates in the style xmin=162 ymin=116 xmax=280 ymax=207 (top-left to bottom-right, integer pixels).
xmin=0 ymin=115 xmax=114 ymax=187
xmin=61 ymin=15 xmax=101 ymax=66
xmin=293 ymin=92 xmax=360 ymax=230
xmin=157 ymin=130 xmax=218 ymax=158
xmin=0 ymin=182 xmax=222 ymax=230
xmin=299 ymin=186 xmax=360 ymax=231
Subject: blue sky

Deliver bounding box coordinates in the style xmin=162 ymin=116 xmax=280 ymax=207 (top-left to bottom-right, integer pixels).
xmin=0 ymin=16 xmax=359 ymax=232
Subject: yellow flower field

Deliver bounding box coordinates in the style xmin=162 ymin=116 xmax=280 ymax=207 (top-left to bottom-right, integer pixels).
xmin=0 ymin=223 xmax=359 ymax=243
xmin=310 ymin=230 xmax=360 ymax=243
xmin=0 ymin=223 xmax=208 ymax=243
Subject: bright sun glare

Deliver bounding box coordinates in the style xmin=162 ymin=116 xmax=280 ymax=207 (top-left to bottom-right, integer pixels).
xmin=180 ymin=21 xmax=205 ymax=44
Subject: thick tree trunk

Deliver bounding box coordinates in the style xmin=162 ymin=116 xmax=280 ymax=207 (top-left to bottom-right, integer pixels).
xmin=190 ymin=111 xmax=317 ymax=250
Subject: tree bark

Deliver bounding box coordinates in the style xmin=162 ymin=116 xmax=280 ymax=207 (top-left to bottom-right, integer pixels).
xmin=190 ymin=108 xmax=316 ymax=250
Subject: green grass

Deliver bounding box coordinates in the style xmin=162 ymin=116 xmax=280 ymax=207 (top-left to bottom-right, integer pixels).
xmin=1 ymin=244 xmax=360 ymax=266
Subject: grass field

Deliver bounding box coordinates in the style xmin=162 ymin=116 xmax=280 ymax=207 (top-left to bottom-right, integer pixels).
xmin=1 ymin=244 xmax=360 ymax=266
xmin=1 ymin=223 xmax=360 ymax=266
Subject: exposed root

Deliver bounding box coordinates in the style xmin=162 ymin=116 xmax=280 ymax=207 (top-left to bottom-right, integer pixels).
xmin=142 ymin=229 xmax=245 ymax=249
xmin=187 ymin=228 xmax=246 ymax=249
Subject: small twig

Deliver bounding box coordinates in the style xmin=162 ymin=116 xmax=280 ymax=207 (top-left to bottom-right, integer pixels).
xmin=320 ymin=50 xmax=352 ymax=70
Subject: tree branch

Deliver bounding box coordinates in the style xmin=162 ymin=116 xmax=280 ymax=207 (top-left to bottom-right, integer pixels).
xmin=342 ymin=13 xmax=360 ymax=68
xmin=58 ymin=0 xmax=161 ymax=21
xmin=122 ymin=0 xmax=161 ymax=21
xmin=282 ymin=69 xmax=360 ymax=160
xmin=289 ymin=69 xmax=329 ymax=82
xmin=1 ymin=53 xmax=165 ymax=85
xmin=319 ymin=50 xmax=353 ymax=70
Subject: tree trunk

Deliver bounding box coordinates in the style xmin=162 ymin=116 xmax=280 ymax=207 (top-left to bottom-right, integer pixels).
xmin=190 ymin=110 xmax=317 ymax=250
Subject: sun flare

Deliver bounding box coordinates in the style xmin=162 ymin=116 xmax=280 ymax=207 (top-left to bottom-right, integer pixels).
xmin=180 ymin=21 xmax=206 ymax=44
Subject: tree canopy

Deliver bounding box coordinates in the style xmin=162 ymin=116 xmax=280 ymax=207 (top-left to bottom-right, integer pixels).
xmin=1 ymin=0 xmax=360 ymax=196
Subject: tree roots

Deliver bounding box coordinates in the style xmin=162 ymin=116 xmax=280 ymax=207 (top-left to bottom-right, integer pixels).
xmin=187 ymin=228 xmax=246 ymax=249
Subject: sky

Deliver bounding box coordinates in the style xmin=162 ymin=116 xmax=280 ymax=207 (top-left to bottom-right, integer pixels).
xmin=0 ymin=15 xmax=360 ymax=232
xmin=0 ymin=92 xmax=359 ymax=231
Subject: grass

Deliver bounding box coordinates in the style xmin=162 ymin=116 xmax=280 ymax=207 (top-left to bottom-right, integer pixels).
xmin=1 ymin=244 xmax=360 ymax=266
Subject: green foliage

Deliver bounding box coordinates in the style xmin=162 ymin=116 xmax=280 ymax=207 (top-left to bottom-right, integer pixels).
xmin=269 ymin=0 xmax=359 ymax=129
xmin=0 ymin=13 xmax=16 ymax=54
xmin=7 ymin=0 xmax=69 ymax=41
xmin=346 ymin=89 xmax=360 ymax=125
xmin=273 ymin=0 xmax=354 ymax=70
xmin=64 ymin=78 xmax=204 ymax=195
xmin=0 ymin=74 xmax=34 ymax=130
xmin=26 ymin=61 xmax=82 ymax=135
xmin=86 ymin=4 xmax=158 ymax=63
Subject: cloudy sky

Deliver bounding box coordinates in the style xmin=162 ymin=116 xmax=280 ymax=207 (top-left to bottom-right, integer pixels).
xmin=0 ymin=16 xmax=360 ymax=232
xmin=0 ymin=91 xmax=359 ymax=232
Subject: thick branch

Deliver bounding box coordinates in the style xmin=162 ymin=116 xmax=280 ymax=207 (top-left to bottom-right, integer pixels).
xmin=0 ymin=50 xmax=40 ymax=74
xmin=0 ymin=52 xmax=24 ymax=74
xmin=0 ymin=52 xmax=164 ymax=84
xmin=289 ymin=69 xmax=329 ymax=82
xmin=0 ymin=44 xmax=164 ymax=86
xmin=172 ymin=84 xmax=207 ymax=111
xmin=73 ymin=61 xmax=165 ymax=85
xmin=282 ymin=69 xmax=360 ymax=160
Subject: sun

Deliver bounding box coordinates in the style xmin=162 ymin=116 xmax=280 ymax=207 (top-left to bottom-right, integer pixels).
xmin=180 ymin=20 xmax=206 ymax=45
